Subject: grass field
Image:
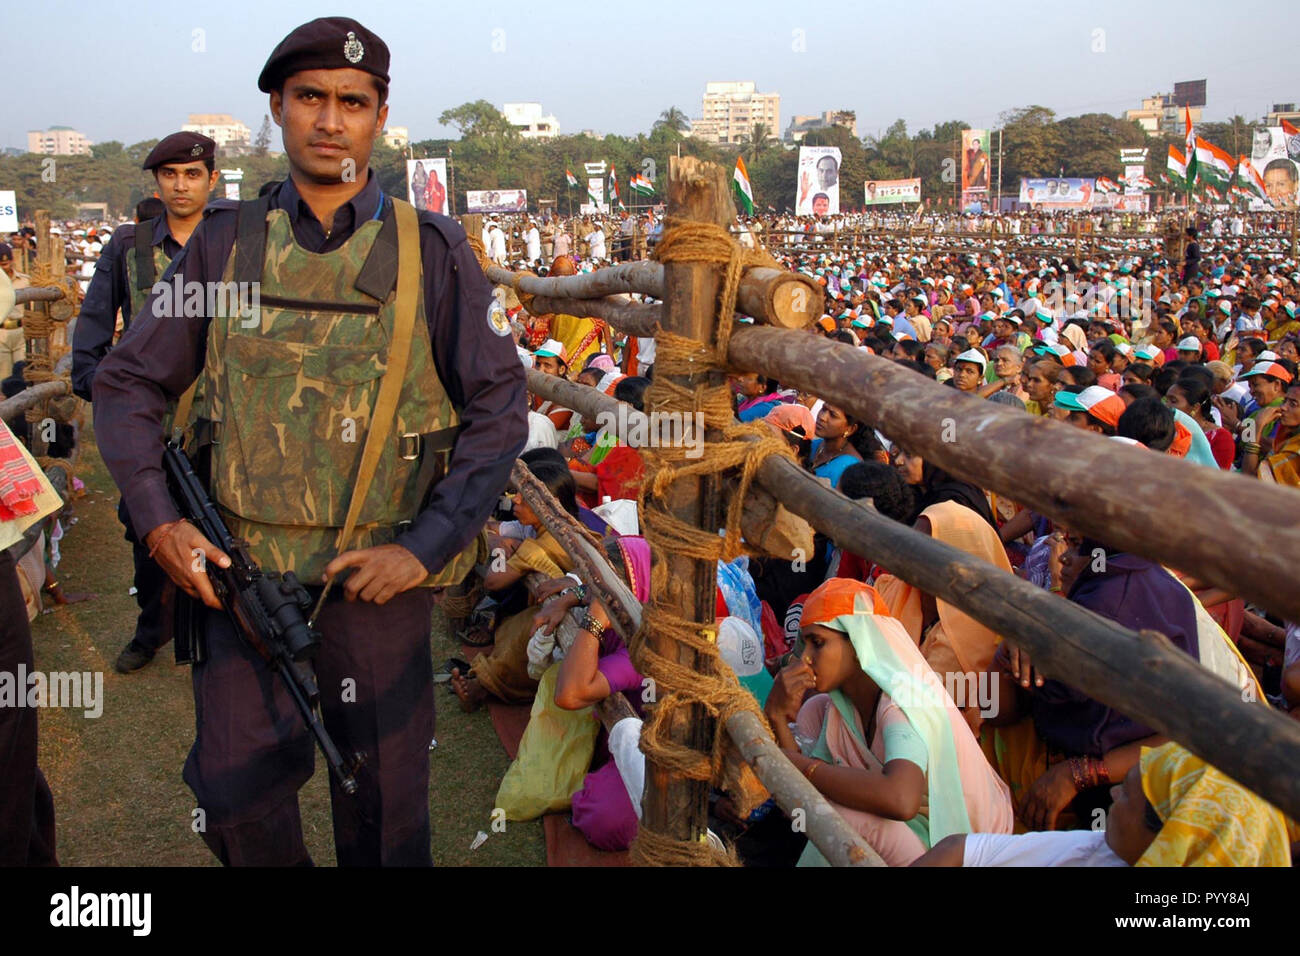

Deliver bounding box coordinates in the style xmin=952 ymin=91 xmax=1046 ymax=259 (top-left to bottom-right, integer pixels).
xmin=29 ymin=424 xmax=545 ymax=866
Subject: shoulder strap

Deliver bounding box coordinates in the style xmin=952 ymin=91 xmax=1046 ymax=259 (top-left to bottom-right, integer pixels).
xmin=354 ymin=199 xmax=398 ymax=301
xmin=233 ymin=194 xmax=275 ymax=286
xmin=133 ymin=219 xmax=158 ymax=291
xmin=334 ymin=198 xmax=422 ymax=555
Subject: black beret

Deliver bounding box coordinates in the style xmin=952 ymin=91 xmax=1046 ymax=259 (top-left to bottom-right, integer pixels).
xmin=258 ymin=17 xmax=390 ymax=93
xmin=142 ymin=132 xmax=217 ymax=171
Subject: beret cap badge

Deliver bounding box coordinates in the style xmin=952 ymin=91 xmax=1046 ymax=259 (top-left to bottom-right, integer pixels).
xmin=343 ymin=31 xmax=364 ymax=64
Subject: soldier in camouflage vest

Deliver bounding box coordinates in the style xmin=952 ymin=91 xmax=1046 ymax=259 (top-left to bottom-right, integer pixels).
xmin=72 ymin=131 xmax=218 ymax=675
xmin=92 ymin=18 xmax=528 ymax=866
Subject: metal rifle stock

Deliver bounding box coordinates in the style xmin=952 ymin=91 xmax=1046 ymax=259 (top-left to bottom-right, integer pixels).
xmin=162 ymin=440 xmax=362 ymax=796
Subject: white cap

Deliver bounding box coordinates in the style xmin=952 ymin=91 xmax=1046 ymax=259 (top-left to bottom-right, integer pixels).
xmin=954 ymin=348 xmax=987 ymax=371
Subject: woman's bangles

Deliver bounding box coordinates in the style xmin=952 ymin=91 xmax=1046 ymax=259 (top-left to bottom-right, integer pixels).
xmin=1067 ymin=755 xmax=1110 ymax=792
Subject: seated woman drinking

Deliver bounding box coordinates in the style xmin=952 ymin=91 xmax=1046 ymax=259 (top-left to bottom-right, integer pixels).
xmin=764 ymin=579 xmax=1013 ymax=866
xmin=492 ymin=536 xmax=650 ymax=849
xmin=451 ymin=458 xmax=581 ymax=710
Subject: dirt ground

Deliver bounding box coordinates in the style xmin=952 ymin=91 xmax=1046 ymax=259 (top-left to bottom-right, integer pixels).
xmin=28 ymin=424 xmax=544 ymax=866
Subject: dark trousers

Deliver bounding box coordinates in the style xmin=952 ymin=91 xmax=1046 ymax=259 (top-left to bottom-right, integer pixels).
xmin=117 ymin=499 xmax=169 ymax=653
xmin=182 ymin=587 xmax=437 ymax=866
xmin=0 ymin=550 xmax=58 ymax=865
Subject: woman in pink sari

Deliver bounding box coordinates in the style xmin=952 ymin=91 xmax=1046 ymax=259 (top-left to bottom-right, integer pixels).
xmin=765 ymin=578 xmax=1012 ymax=865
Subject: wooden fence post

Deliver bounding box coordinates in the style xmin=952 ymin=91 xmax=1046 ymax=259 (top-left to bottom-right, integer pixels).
xmin=637 ymin=156 xmax=732 ymax=851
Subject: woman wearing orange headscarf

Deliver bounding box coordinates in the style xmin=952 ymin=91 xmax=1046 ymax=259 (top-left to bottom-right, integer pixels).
xmin=764 ymin=578 xmax=1012 ymax=866
xmin=874 ymin=499 xmax=1012 ymax=734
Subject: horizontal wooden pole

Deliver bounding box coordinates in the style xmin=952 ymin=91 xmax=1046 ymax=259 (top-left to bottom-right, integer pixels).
xmin=487 ymin=261 xmax=817 ymax=329
xmin=529 ymin=371 xmax=1300 ymax=822
xmin=0 ymin=380 xmax=71 ymax=419
xmin=510 ymin=441 xmax=885 ymax=866
xmin=15 ymin=286 xmax=65 ymax=304
xmin=487 ymin=261 xmax=663 ymax=299
xmin=728 ymin=326 xmax=1300 ymax=625
xmin=527 ymin=294 xmax=661 ymax=338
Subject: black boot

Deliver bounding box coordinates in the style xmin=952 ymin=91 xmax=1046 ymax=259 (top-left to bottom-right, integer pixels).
xmin=114 ymin=639 xmax=156 ymax=674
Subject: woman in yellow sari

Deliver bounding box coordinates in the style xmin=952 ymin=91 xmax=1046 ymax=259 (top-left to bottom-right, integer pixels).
xmin=914 ymin=741 xmax=1292 ymax=866
xmin=452 ymin=460 xmax=578 ymax=708
xmin=1257 ymin=381 xmax=1300 ymax=486
xmin=1136 ymin=742 xmax=1292 ymax=866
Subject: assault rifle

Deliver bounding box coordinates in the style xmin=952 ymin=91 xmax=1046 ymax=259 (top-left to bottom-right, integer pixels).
xmin=162 ymin=440 xmax=361 ymax=796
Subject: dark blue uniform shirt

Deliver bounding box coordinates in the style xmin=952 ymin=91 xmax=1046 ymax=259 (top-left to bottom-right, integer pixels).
xmin=71 ymin=216 xmax=182 ymax=401
xmin=92 ymin=172 xmax=528 ymax=577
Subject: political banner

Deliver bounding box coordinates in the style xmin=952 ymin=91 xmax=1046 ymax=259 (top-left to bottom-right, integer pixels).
xmin=796 ymin=146 xmax=841 ymax=216
xmin=961 ymin=129 xmax=990 ymax=194
xmin=407 ymin=159 xmax=449 ymax=214
xmin=1250 ymin=128 xmax=1299 ymax=210
xmin=0 ymin=191 xmax=17 ymax=233
xmin=465 ymin=189 xmax=528 ymax=214
xmin=864 ymin=178 xmax=921 ymax=205
xmin=1018 ymin=177 xmax=1095 ymax=208
xmin=1096 ymin=193 xmax=1149 ymax=212
xmin=586 ymin=177 xmax=607 ymax=214
xmin=1123 ymin=165 xmax=1145 ymax=195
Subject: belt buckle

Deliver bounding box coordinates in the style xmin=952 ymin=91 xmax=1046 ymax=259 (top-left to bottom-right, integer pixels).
xmin=399 ymin=432 xmax=421 ymax=461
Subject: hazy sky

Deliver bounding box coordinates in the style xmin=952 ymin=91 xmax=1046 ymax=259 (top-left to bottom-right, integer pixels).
xmin=7 ymin=0 xmax=1297 ymax=151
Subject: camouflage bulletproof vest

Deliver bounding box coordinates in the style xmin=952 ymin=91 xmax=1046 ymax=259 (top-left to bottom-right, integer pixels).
xmin=123 ymin=220 xmax=190 ymax=436
xmin=124 ymin=219 xmax=172 ymax=320
xmin=201 ymin=199 xmax=479 ymax=585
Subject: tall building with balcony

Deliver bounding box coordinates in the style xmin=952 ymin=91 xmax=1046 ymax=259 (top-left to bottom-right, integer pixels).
xmin=182 ymin=113 xmax=252 ymax=149
xmin=1125 ymin=95 xmax=1203 ymax=136
xmin=690 ymin=82 xmax=780 ymax=145
xmin=27 ymin=126 xmax=93 ymax=155
xmin=501 ymin=103 xmax=560 ymax=139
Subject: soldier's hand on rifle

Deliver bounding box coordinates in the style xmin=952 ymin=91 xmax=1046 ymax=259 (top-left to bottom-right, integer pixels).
xmin=324 ymin=544 xmax=428 ymax=605
xmin=145 ymin=519 xmax=230 ymax=609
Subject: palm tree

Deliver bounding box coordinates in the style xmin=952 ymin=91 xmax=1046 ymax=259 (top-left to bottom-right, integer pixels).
xmin=654 ymin=107 xmax=690 ymax=135
xmin=1226 ymin=114 xmax=1255 ymax=158
xmin=740 ymin=123 xmax=774 ymax=165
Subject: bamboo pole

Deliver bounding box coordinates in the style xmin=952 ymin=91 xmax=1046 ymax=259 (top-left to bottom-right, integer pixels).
xmin=525 ymin=371 xmax=1300 ymax=820
xmin=727 ymin=329 xmax=1300 ymax=624
xmin=0 ymin=380 xmax=71 ymax=420
xmin=513 ymin=454 xmax=885 ymax=866
xmin=14 ymin=287 xmax=65 ymax=305
xmin=486 ymin=262 xmax=818 ymax=329
xmin=525 ymin=294 xmax=661 ymax=337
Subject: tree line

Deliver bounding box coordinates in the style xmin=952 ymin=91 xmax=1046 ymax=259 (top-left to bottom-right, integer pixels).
xmin=0 ymin=101 xmax=1267 ymax=220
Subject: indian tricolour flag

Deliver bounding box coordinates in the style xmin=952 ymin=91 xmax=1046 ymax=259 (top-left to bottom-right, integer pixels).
xmin=630 ymin=173 xmax=654 ymax=197
xmin=1239 ymin=156 xmax=1269 ymax=202
xmin=565 ymin=168 xmax=579 ymax=187
xmin=732 ymin=156 xmax=754 ymax=215
xmin=1195 ymin=137 xmax=1233 ymax=186
xmin=1183 ymin=107 xmax=1197 ymax=192
xmin=1167 ymin=145 xmax=1187 ymax=185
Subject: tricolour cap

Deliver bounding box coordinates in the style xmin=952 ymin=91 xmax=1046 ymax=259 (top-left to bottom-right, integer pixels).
xmin=534 ymin=339 xmax=567 ymax=362
xmin=1242 ymin=361 xmax=1294 ymax=383
xmin=1053 ymin=386 xmax=1127 ymax=427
